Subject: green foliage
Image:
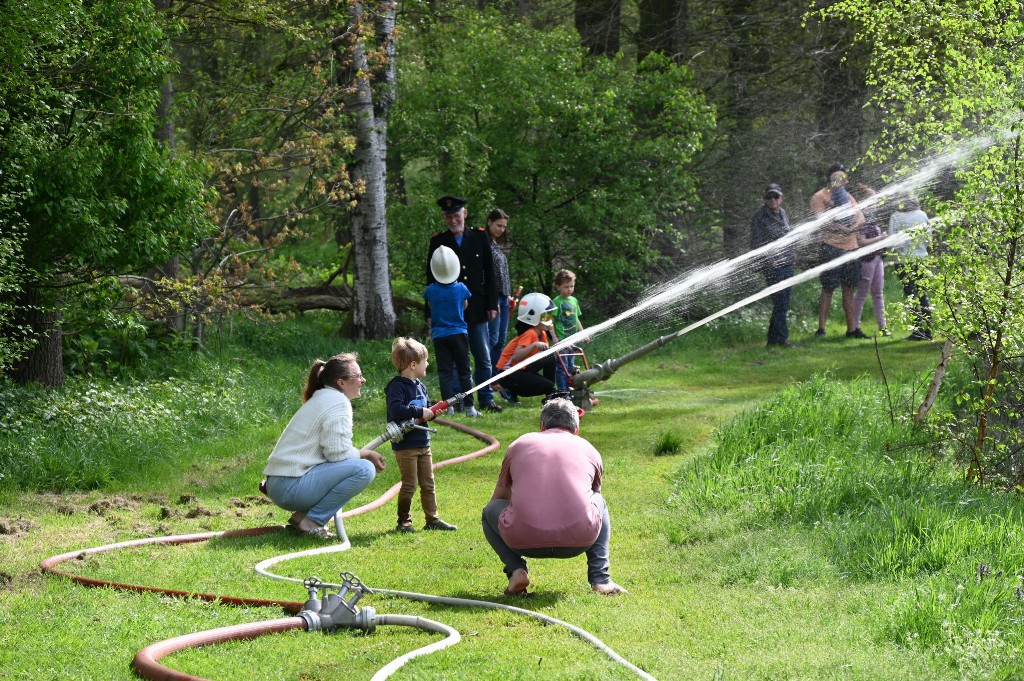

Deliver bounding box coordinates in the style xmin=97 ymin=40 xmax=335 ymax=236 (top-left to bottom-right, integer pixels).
xmin=827 ymin=0 xmax=1024 ymax=483
xmin=9 ymin=0 xmax=209 ymax=278
xmin=0 ymin=0 xmax=209 ymax=379
xmin=0 ymin=231 xmax=31 ymax=373
xmin=389 ymin=8 xmax=714 ymax=310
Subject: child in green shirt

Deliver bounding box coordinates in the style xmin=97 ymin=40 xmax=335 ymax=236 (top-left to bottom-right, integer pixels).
xmin=552 ymin=269 xmax=585 ymax=391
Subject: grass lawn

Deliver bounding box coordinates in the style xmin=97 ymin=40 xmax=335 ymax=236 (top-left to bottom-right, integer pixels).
xmin=0 ymin=315 xmax=997 ymax=680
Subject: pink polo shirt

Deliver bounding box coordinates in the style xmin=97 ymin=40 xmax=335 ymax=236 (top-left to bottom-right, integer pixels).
xmin=497 ymin=428 xmax=603 ymax=549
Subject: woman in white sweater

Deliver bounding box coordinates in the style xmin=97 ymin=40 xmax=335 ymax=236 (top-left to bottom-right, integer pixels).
xmin=263 ymin=353 xmax=386 ymax=538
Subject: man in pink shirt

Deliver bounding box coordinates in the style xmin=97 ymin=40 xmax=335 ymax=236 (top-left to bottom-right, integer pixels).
xmin=481 ymin=398 xmax=627 ymax=596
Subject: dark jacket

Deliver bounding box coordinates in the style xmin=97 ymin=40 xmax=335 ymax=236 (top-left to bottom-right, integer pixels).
xmin=426 ymin=227 xmax=498 ymax=325
xmin=384 ymin=376 xmax=430 ymax=451
xmin=750 ymin=204 xmax=796 ymax=271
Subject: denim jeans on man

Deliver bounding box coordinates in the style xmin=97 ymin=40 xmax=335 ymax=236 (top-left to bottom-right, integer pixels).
xmin=481 ymin=492 xmax=612 ymax=585
xmin=765 ymin=264 xmax=795 ymax=345
xmin=467 ymin=321 xmax=494 ymax=406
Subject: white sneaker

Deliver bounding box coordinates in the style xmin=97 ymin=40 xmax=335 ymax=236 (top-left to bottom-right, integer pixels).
xmin=464 ymin=406 xmax=480 ymax=418
xmin=446 ymin=406 xmax=454 ymax=415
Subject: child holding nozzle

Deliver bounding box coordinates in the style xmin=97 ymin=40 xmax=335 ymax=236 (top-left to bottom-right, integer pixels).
xmin=384 ymin=337 xmax=456 ymax=533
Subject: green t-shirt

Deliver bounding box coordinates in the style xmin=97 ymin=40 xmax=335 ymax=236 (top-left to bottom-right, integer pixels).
xmin=552 ymin=295 xmax=581 ymax=340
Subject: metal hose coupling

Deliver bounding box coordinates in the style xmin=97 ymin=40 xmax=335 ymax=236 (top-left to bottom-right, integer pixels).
xmin=298 ymin=572 xmax=377 ymax=634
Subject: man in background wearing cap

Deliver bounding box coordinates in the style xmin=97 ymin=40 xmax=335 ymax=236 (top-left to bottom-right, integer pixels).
xmin=426 ymin=196 xmax=502 ymax=413
xmin=750 ymin=183 xmax=796 ymax=347
xmin=810 ymin=163 xmax=864 ymax=338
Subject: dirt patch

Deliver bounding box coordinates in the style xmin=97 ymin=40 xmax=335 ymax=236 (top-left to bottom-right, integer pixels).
xmin=184 ymin=506 xmax=213 ymax=519
xmin=178 ymin=494 xmax=198 ymax=506
xmin=0 ymin=517 xmax=35 ymax=535
xmin=229 ymin=495 xmax=272 ymax=508
xmin=87 ymin=496 xmax=136 ymax=517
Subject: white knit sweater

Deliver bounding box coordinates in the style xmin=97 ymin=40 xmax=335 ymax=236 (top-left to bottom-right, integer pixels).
xmin=263 ymin=387 xmax=361 ymax=477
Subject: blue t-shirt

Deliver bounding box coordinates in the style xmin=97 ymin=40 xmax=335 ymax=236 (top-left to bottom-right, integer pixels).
xmin=424 ymin=282 xmax=471 ymax=339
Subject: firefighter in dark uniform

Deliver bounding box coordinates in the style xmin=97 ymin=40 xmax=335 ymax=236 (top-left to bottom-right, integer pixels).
xmin=426 ymin=195 xmax=503 ymax=413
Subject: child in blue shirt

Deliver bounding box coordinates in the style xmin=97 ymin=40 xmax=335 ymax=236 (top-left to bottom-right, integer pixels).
xmin=424 ymin=246 xmax=477 ymax=417
xmin=384 ymin=337 xmax=456 ymax=532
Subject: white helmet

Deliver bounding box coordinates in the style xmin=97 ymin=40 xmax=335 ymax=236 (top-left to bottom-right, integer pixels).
xmin=516 ymin=292 xmax=556 ymax=325
xmin=430 ymin=246 xmax=461 ymax=284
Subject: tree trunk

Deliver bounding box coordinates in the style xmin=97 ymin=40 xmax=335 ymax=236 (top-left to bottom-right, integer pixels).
xmin=718 ymin=0 xmax=757 ymax=257
xmin=339 ymin=2 xmax=397 ymax=340
xmin=153 ymin=0 xmax=185 ymax=332
xmin=11 ymin=286 xmax=63 ymax=387
xmin=575 ymin=0 xmax=621 ymax=57
xmin=637 ymin=0 xmax=687 ymax=64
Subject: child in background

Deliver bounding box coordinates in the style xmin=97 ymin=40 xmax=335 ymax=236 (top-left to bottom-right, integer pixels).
xmin=551 ymin=269 xmax=587 ymax=392
xmin=496 ymin=292 xmax=558 ymax=399
xmin=384 ymin=337 xmax=456 ymax=532
xmin=424 ymin=245 xmax=478 ymax=417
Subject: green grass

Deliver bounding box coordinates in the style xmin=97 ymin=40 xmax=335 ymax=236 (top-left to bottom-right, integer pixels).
xmin=1 ymin=310 xmax=1019 ymax=679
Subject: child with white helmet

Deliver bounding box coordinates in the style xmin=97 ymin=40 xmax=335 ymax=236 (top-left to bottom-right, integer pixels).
xmin=494 ymin=292 xmax=559 ymax=401
xmin=424 ymin=246 xmax=478 ymax=417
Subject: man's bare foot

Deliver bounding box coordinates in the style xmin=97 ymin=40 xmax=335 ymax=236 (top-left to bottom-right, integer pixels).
xmin=591 ymin=581 xmax=628 ymax=595
xmin=504 ymin=568 xmax=530 ymax=595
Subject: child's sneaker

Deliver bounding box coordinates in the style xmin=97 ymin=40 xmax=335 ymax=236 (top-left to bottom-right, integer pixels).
xmin=424 ymin=519 xmax=458 ymax=531
xmin=464 ymin=406 xmax=480 ymax=418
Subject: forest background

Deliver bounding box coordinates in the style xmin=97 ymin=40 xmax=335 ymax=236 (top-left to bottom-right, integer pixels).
xmin=4 ymin=0 xmax=1024 ymax=485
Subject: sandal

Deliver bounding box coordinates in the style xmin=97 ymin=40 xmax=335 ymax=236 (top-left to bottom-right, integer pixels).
xmin=304 ymin=526 xmax=333 ymax=539
xmin=287 ymin=511 xmax=306 ymax=530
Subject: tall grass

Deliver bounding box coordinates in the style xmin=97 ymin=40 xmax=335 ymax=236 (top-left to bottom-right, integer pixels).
xmin=668 ymin=375 xmax=1024 ymax=677
xmin=0 ymin=313 xmax=398 ymax=491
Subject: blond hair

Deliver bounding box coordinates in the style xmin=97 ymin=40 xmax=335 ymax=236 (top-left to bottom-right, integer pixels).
xmin=391 ymin=337 xmax=428 ymax=371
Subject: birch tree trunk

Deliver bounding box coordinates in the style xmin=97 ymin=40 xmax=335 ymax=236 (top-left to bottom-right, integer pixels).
xmin=341 ymin=1 xmax=397 ymax=339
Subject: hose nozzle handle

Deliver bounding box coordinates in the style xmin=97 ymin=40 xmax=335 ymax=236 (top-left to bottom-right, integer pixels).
xmin=428 ymin=399 xmax=452 ymax=413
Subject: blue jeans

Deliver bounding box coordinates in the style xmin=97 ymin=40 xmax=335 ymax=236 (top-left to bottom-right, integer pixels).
xmin=554 ymin=348 xmax=577 ymax=390
xmin=765 ymin=265 xmax=794 ymax=345
xmin=467 ymin=321 xmax=494 ymax=406
xmin=487 ymin=296 xmax=510 ymax=375
xmin=265 ymin=459 xmax=376 ymax=526
xmin=481 ymin=493 xmax=612 ymax=585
